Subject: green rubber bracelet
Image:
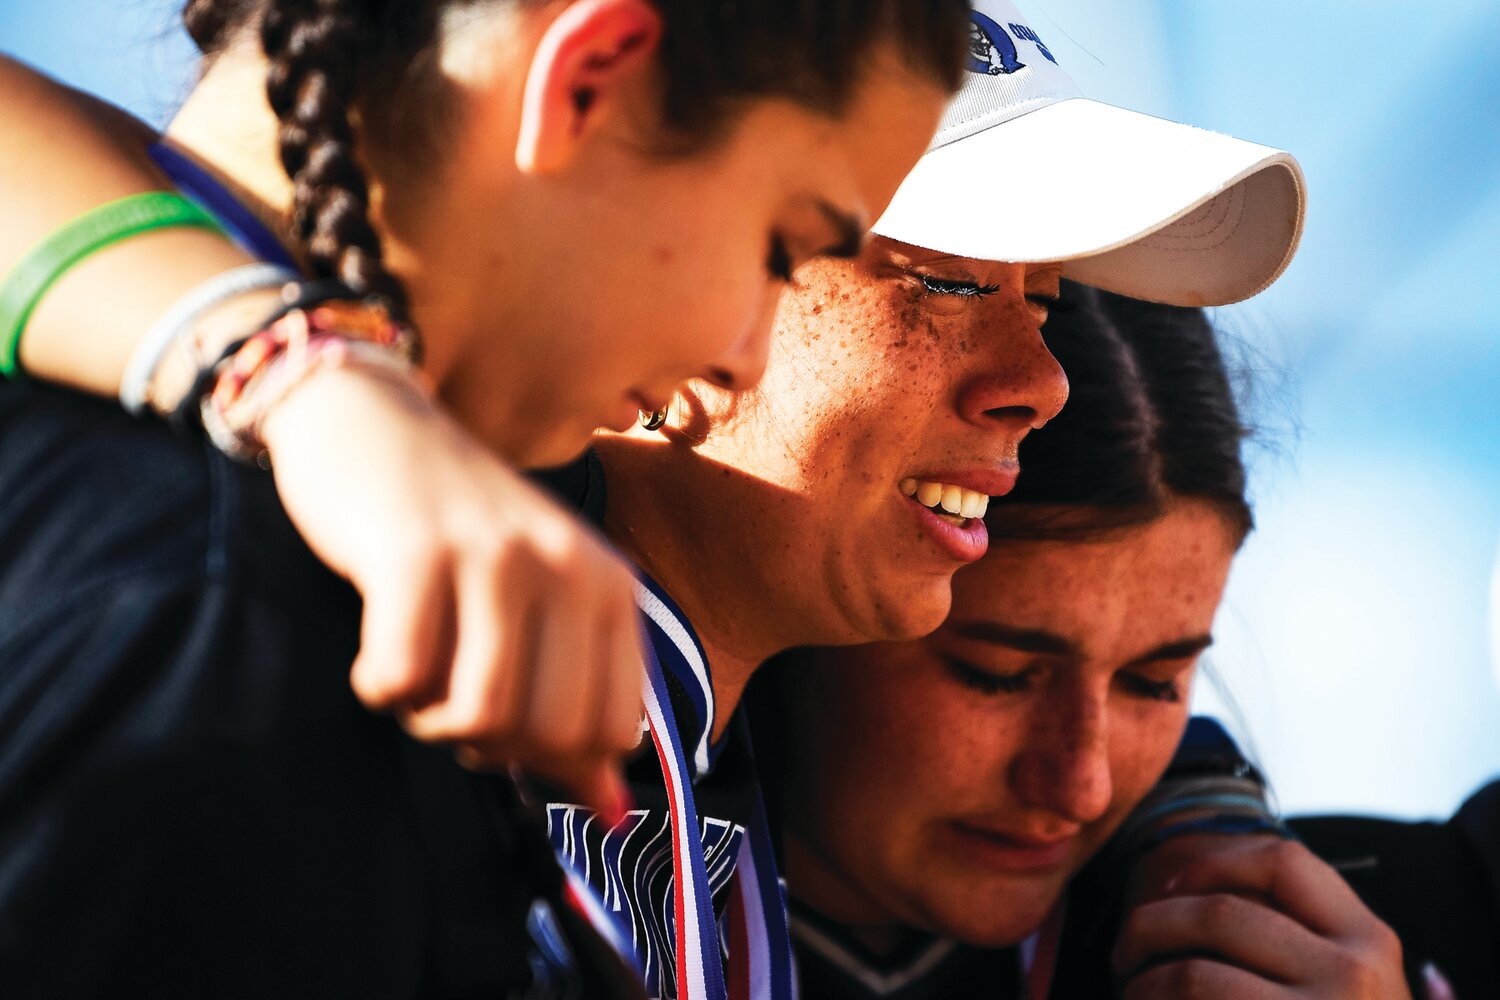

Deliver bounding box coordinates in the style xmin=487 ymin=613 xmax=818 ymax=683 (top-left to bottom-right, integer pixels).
xmin=0 ymin=191 xmax=226 ymax=378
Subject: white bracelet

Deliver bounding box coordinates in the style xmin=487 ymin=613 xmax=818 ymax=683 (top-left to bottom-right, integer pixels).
xmin=120 ymin=262 xmax=300 ymax=415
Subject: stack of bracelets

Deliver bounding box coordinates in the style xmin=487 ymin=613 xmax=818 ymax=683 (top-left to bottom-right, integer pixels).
xmin=0 ymin=190 xmax=422 ymax=467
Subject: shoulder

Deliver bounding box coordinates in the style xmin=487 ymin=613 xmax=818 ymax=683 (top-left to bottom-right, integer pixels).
xmin=0 ymin=380 xmax=364 ymax=778
xmin=1288 ymin=803 xmax=1500 ymax=998
xmin=0 ymin=380 xmax=348 ymax=617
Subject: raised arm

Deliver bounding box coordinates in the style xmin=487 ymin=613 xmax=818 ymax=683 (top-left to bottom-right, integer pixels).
xmin=0 ymin=56 xmax=278 ymax=400
xmin=0 ymin=56 xmax=642 ymax=816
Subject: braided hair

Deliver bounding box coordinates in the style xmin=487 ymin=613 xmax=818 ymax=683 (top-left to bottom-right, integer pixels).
xmin=259 ymin=0 xmax=409 ymax=320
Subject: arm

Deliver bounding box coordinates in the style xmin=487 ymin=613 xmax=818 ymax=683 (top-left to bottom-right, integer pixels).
xmin=0 ymin=56 xmax=275 ymax=397
xmin=0 ymin=57 xmax=642 ymax=813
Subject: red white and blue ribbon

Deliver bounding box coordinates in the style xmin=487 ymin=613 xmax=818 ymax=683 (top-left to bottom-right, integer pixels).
xmin=635 ymin=580 xmax=797 ymax=1000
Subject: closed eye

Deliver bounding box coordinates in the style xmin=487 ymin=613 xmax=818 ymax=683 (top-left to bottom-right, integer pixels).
xmin=922 ymin=275 xmax=1001 ymax=298
xmin=942 ymin=655 xmax=1035 ymax=695
xmin=1118 ymin=673 xmax=1182 ymax=703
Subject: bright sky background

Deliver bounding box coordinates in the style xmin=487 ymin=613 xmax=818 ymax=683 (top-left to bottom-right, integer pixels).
xmin=5 ymin=0 xmax=1497 ymax=820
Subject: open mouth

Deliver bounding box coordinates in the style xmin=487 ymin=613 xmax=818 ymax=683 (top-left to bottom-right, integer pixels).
xmin=899 ymin=477 xmax=991 ymax=527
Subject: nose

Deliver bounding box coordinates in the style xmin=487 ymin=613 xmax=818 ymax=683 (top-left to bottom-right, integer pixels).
xmin=955 ymin=330 xmax=1069 ymax=432
xmin=1011 ymin=689 xmax=1113 ymax=826
xmin=700 ymin=286 xmax=780 ymax=392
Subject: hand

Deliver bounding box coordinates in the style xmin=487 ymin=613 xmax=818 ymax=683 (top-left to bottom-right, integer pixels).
xmin=261 ymin=364 xmax=645 ymax=818
xmin=1113 ymin=836 xmax=1411 ymax=1000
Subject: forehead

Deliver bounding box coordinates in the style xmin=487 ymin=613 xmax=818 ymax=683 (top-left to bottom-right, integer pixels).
xmin=945 ymin=502 xmax=1238 ymax=655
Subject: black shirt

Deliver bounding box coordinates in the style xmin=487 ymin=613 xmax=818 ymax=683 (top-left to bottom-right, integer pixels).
xmin=0 ymin=382 xmax=633 ymax=999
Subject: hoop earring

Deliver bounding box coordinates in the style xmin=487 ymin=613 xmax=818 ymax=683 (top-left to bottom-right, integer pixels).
xmin=639 ymin=408 xmax=667 ymax=431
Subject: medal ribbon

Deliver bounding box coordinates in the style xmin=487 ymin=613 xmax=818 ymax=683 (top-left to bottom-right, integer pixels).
xmin=637 ymin=583 xmax=796 ymax=1000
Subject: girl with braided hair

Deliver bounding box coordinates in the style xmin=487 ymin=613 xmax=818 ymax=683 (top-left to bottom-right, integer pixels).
xmin=0 ymin=2 xmax=966 ymax=996
xmin=0 ymin=2 xmax=962 ymax=810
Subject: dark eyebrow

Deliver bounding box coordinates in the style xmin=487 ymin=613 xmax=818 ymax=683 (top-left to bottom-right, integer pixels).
xmin=816 ymin=199 xmax=866 ymax=259
xmin=945 ymin=620 xmax=1076 ymax=657
xmin=1123 ymin=635 xmax=1214 ymax=670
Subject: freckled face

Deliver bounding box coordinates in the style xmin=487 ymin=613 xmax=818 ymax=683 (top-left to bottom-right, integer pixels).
xmin=675 ymin=236 xmax=1069 ymax=647
xmin=774 ymin=501 xmax=1238 ymax=946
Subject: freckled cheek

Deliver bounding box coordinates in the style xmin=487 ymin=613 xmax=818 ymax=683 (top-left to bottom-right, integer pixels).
xmin=1109 ymin=712 xmax=1190 ymax=815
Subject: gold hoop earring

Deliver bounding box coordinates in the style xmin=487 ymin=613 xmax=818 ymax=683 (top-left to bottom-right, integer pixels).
xmin=639 ymin=408 xmax=668 ymax=431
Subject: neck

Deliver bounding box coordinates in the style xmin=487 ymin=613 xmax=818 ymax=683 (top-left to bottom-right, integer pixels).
xmin=784 ymin=828 xmax=921 ymax=960
xmin=164 ymin=46 xmax=297 ymax=255
xmin=597 ymin=435 xmax=787 ymax=742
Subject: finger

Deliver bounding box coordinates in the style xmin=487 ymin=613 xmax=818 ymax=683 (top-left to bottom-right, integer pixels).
xmin=1165 ymin=837 xmax=1369 ymax=937
xmin=350 ymin=552 xmax=456 ymax=711
xmin=400 ymin=559 xmax=537 ymax=745
xmin=529 ymin=755 xmax=634 ymax=824
xmin=594 ymin=593 xmax=647 ymax=754
xmin=1114 ymin=893 xmax=1330 ymax=985
xmin=1121 ymin=957 xmax=1283 ymax=1000
xmin=524 ymin=572 xmax=602 ymax=757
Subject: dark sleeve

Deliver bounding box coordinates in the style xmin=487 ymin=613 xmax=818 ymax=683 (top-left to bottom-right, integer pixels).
xmin=0 ymin=385 xmax=545 ymax=999
xmin=1289 ymin=802 xmax=1500 ymax=999
xmin=0 ymin=564 xmax=449 ymax=998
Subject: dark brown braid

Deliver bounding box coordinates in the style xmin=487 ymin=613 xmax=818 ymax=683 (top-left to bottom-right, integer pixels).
xmin=259 ymin=0 xmax=410 ymax=323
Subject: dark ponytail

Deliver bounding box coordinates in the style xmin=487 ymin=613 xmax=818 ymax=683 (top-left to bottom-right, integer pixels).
xmin=986 ymin=281 xmax=1254 ymax=545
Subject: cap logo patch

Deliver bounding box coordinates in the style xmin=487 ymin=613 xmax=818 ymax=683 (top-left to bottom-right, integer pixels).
xmin=967 ymin=11 xmax=1059 ymax=76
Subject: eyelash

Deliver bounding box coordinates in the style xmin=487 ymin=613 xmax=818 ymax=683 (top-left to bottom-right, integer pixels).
xmin=942 ymin=657 xmax=1183 ymax=704
xmin=942 ymin=656 xmax=1033 ymax=695
xmin=921 ymin=275 xmax=1000 ymax=298
xmin=767 ymin=235 xmax=794 ymax=283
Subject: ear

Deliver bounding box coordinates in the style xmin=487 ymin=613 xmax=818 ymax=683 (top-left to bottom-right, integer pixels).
xmin=515 ymin=0 xmax=663 ymax=174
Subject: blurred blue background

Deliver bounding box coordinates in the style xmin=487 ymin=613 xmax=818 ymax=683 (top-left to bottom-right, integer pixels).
xmin=4 ymin=0 xmax=1497 ymax=819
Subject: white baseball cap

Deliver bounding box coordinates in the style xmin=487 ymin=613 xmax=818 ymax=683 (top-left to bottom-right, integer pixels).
xmin=873 ymin=0 xmax=1307 ymax=306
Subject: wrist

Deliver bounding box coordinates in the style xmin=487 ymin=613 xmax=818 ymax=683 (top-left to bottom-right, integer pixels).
xmin=260 ymin=360 xmax=435 ymax=459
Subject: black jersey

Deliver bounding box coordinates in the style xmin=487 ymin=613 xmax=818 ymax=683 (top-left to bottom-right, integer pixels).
xmin=0 ymin=382 xmax=637 ymax=999
xmin=790 ymin=901 xmax=1023 ymax=1000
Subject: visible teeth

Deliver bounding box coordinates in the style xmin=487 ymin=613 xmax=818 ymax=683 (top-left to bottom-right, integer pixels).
xmin=901 ymin=479 xmax=991 ymax=521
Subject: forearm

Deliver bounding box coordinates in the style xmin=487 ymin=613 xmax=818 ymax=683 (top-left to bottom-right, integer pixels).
xmin=0 ymin=55 xmax=274 ymax=404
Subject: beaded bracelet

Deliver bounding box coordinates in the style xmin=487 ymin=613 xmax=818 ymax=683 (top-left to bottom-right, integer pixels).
xmin=197 ymin=297 xmax=420 ymax=464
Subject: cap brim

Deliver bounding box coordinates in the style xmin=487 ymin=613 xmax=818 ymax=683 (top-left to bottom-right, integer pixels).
xmin=872 ymin=98 xmax=1306 ymax=307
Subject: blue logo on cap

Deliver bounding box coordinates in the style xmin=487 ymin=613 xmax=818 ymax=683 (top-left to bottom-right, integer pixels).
xmin=968 ymin=11 xmax=1025 ymax=75
xmin=966 ymin=12 xmax=1060 ymax=75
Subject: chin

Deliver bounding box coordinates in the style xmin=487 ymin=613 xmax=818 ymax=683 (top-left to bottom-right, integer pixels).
xmin=869 ymin=578 xmax=953 ymax=642
xmin=518 ymin=427 xmax=593 ymax=471
xmin=930 ymin=890 xmax=1060 ymax=949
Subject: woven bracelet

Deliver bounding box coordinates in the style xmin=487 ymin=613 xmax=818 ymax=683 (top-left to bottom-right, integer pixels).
xmin=0 ymin=192 xmax=225 ymax=378
xmin=121 ymin=262 xmax=301 ymax=415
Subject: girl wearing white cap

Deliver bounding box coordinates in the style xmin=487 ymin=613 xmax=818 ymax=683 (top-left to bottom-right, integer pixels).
xmin=0 ymin=5 xmax=1307 ymax=998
